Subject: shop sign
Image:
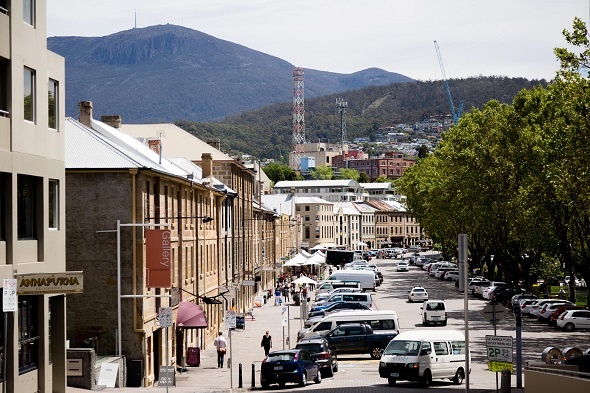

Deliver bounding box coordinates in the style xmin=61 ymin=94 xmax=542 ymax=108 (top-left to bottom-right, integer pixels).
xmin=17 ymin=272 xmax=84 ymax=295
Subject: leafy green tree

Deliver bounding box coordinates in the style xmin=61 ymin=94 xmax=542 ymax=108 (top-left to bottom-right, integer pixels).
xmin=310 ymin=164 xmax=334 ymax=180
xmin=416 ymin=145 xmax=429 ymax=159
xmin=263 ymin=162 xmax=298 ymax=184
xmin=339 ymin=168 xmax=360 ymax=181
xmin=358 ymin=172 xmax=369 ymax=183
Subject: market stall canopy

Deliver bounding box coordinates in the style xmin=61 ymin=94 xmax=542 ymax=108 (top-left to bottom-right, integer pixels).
xmin=310 ymin=245 xmax=326 ymax=250
xmin=177 ymin=302 xmax=208 ymax=328
xmin=291 ymin=276 xmax=318 ymax=285
xmin=300 ymin=250 xmax=312 ymax=257
xmin=305 ymin=252 xmax=326 ymax=265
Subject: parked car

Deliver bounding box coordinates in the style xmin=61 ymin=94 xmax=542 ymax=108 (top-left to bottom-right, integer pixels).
xmin=295 ymin=337 xmax=338 ymax=377
xmin=537 ymin=301 xmax=572 ymax=322
xmin=322 ymin=323 xmax=397 ymax=359
xmin=549 ymin=305 xmax=586 ymax=326
xmin=468 ymin=280 xmax=491 ymax=295
xmin=307 ymin=301 xmax=371 ymax=320
xmin=444 ymin=270 xmax=460 ymax=282
xmin=397 ymin=261 xmax=409 ymax=272
xmin=556 ymin=309 xmax=590 ymax=331
xmin=519 ymin=298 xmax=540 ymax=317
xmin=408 ymin=286 xmax=429 ymax=302
xmin=260 ymin=349 xmax=322 ymax=388
xmin=421 ymin=300 xmax=448 ymax=326
xmin=529 ymin=299 xmax=570 ymax=318
xmin=489 ymin=288 xmax=530 ymax=306
xmin=482 ymin=283 xmax=510 ymax=300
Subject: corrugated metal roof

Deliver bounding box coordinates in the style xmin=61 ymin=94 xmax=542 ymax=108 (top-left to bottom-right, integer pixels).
xmin=274 ymin=180 xmax=359 ymax=188
xmin=333 ymin=202 xmax=361 ymax=215
xmin=295 ymin=197 xmax=333 ymax=205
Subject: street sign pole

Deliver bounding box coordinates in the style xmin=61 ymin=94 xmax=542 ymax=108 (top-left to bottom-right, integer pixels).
xmin=458 ymin=233 xmax=469 ymax=393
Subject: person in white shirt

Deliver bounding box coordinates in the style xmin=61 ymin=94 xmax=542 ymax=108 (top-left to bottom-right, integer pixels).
xmin=213 ymin=332 xmax=227 ymax=368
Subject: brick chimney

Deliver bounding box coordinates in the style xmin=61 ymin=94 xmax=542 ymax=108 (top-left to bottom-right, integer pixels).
xmin=207 ymin=139 xmax=221 ymax=150
xmin=201 ymin=152 xmax=213 ymax=182
xmin=78 ymin=101 xmax=93 ymax=127
xmin=148 ymin=140 xmax=161 ymax=155
xmin=101 ymin=115 xmax=122 ymax=129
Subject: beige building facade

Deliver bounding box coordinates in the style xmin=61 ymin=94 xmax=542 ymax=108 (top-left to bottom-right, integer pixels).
xmin=0 ymin=1 xmax=69 ymax=392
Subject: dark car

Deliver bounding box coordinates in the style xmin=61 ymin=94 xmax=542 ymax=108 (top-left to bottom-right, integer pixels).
xmin=307 ymin=302 xmax=371 ymax=319
xmin=260 ymin=349 xmax=322 ymax=388
xmin=490 ymin=287 xmax=528 ymax=306
xmin=295 ymin=337 xmax=338 ymax=377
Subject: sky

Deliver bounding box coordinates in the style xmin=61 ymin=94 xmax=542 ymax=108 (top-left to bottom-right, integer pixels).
xmin=47 ymin=0 xmax=589 ymax=81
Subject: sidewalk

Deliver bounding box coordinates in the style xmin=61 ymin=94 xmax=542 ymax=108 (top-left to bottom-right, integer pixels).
xmin=67 ymin=297 xmax=299 ymax=393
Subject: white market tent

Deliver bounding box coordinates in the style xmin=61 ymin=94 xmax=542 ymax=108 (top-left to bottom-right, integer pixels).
xmin=282 ymin=253 xmax=308 ymax=268
xmin=291 ymin=276 xmax=318 ymax=285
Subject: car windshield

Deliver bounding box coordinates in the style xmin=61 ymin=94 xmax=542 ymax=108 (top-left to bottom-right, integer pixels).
xmin=266 ymin=353 xmax=296 ymax=362
xmin=384 ymin=340 xmax=421 ymax=356
xmin=413 ymin=288 xmax=425 ymax=293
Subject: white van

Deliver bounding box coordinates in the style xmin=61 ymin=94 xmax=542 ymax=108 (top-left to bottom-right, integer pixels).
xmin=314 ymin=280 xmax=361 ymax=294
xmin=297 ymin=309 xmax=399 ymax=341
xmin=328 ymin=270 xmax=377 ymax=291
xmin=312 ymin=292 xmax=373 ymax=309
xmin=379 ymin=330 xmax=470 ymax=387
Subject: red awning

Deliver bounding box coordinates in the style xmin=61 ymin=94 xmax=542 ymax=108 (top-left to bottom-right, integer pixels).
xmin=176 ymin=302 xmax=208 ymax=329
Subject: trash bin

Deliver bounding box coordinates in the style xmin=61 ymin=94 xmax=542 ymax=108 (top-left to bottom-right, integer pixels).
xmin=187 ymin=347 xmax=200 ymax=367
xmin=500 ymin=368 xmax=511 ymax=393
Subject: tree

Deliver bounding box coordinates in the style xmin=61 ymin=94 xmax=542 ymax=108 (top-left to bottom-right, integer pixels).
xmin=358 ymin=172 xmax=369 ymax=183
xmin=263 ymin=162 xmax=298 ymax=184
xmin=339 ymin=168 xmax=360 ymax=181
xmin=416 ymin=145 xmax=429 ymax=159
xmin=310 ymin=164 xmax=334 ymax=180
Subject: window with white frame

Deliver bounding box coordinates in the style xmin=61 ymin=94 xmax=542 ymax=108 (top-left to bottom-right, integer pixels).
xmin=48 ymin=79 xmax=58 ymax=129
xmin=24 ymin=67 xmax=35 ymax=122
xmin=49 ymin=179 xmax=59 ymax=229
xmin=23 ymin=0 xmax=35 ymax=26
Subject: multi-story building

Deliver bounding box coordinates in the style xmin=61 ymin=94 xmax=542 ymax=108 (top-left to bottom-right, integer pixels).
xmin=360 ymin=182 xmax=405 ymax=202
xmin=0 ymin=1 xmax=70 ymax=392
xmin=353 ymin=202 xmax=377 ymax=249
xmin=345 ymin=151 xmax=416 ymax=181
xmin=296 ymin=197 xmax=335 ymax=250
xmin=273 ymin=180 xmax=363 ymax=202
xmin=333 ymin=202 xmax=361 ymax=250
xmin=289 ymin=141 xmax=342 ymax=170
xmin=65 ymin=108 xmax=231 ymax=387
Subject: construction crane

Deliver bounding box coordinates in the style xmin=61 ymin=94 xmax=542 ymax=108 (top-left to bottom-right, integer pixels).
xmin=434 ymin=40 xmax=463 ymax=125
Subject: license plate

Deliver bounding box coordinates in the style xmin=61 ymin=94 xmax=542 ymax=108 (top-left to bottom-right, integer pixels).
xmin=432 ymin=316 xmax=440 ymax=319
xmin=390 ymin=372 xmax=399 ymax=377
xmin=274 ymin=366 xmax=283 ymax=370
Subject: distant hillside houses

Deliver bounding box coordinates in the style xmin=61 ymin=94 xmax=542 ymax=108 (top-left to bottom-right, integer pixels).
xmin=264 ymin=180 xmax=428 ymax=250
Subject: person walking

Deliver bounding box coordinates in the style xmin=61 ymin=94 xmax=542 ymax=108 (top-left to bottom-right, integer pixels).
xmin=274 ymin=288 xmax=281 ymax=306
xmin=261 ymin=331 xmax=273 ymax=356
xmin=213 ymin=332 xmax=227 ymax=368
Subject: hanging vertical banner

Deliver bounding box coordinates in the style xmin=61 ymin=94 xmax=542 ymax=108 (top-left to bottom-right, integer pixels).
xmin=3 ymin=278 xmax=17 ymax=312
xmin=146 ymin=229 xmax=172 ymax=288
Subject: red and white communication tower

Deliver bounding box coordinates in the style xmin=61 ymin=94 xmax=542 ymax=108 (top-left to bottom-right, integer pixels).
xmin=292 ymin=67 xmax=306 ymax=170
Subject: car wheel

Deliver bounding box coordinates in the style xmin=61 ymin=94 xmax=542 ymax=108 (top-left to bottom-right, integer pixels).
xmin=453 ymin=368 xmax=465 ymax=385
xmin=423 ymin=320 xmax=429 ymax=326
xmin=564 ymin=322 xmax=575 ymax=332
xmin=422 ymin=369 xmax=432 ymax=388
xmin=388 ymin=377 xmax=397 ymax=386
xmin=314 ymin=370 xmax=322 ymax=384
xmin=323 ymin=366 xmax=333 ymax=378
xmin=333 ymin=361 xmax=338 ymax=373
xmin=299 ymin=372 xmax=307 ymax=386
xmin=261 ymin=382 xmax=269 ymax=389
xmin=370 ymin=346 xmax=384 ymax=359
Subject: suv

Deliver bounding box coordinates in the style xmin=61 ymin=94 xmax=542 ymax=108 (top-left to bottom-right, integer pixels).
xmin=421 ymin=300 xmax=448 ymax=326
xmin=295 ymin=337 xmax=338 ymax=377
xmin=408 ymin=286 xmax=429 ymax=302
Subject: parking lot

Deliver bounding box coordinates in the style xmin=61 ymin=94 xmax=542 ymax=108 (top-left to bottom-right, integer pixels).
xmin=298 ymin=253 xmax=590 ymax=391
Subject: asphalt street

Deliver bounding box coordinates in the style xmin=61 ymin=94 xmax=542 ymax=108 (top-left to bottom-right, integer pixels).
xmin=68 ymin=252 xmax=589 ymax=392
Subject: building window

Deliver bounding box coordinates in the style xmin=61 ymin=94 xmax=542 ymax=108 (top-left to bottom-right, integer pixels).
xmin=48 ymin=79 xmax=58 ymax=129
xmin=18 ymin=297 xmax=39 ymax=372
xmin=17 ymin=175 xmax=39 ymax=240
xmin=24 ymin=67 xmax=35 ymax=122
xmin=0 ymin=59 xmax=7 ymax=117
xmin=23 ymin=0 xmax=35 ymax=26
xmin=49 ymin=179 xmax=59 ymax=229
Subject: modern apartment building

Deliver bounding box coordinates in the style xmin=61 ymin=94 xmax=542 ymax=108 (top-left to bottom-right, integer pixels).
xmin=273 ymin=180 xmax=364 ymax=202
xmin=0 ymin=1 xmax=70 ymax=392
xmin=345 ymin=151 xmax=416 ymax=181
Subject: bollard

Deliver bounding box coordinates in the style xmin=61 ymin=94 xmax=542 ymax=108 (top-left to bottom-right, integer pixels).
xmin=238 ymin=363 xmax=243 ymax=388
xmin=251 ymin=363 xmax=256 ymax=388
xmin=500 ymin=368 xmax=511 ymax=393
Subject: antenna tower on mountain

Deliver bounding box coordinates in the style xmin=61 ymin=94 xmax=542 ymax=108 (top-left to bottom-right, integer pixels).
xmin=292 ymin=67 xmax=306 ymax=170
xmin=337 ymin=98 xmax=348 ymax=152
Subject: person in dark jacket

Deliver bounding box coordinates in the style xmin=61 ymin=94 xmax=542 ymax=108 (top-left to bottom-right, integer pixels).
xmin=261 ymin=331 xmax=273 ymax=356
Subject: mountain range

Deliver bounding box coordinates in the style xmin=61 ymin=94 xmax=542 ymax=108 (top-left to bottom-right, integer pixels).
xmin=47 ymin=24 xmax=414 ymax=123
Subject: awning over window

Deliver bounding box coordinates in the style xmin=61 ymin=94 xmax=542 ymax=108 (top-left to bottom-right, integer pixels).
xmin=176 ymin=302 xmax=208 ymax=329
